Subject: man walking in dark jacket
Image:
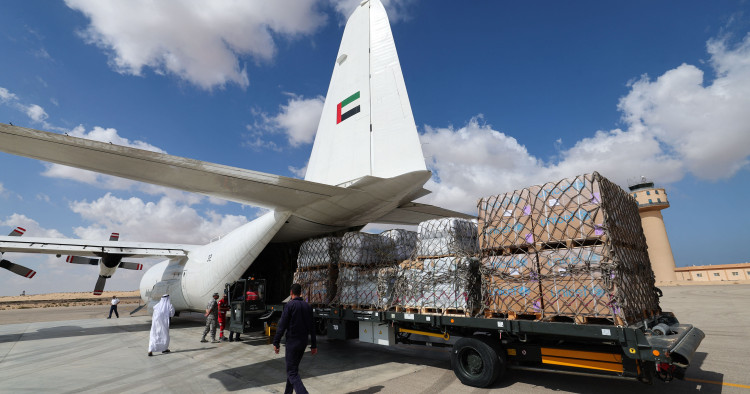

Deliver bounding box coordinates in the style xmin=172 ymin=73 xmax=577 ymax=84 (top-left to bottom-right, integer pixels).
xmin=273 ymin=283 xmax=317 ymax=394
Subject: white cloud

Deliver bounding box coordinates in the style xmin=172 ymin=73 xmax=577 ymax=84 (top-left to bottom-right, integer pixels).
xmin=618 ymin=35 xmax=750 ymax=180
xmin=329 ymin=0 xmax=417 ymax=23
xmin=244 ymin=95 xmax=324 ymax=151
xmin=0 ymin=213 xmax=66 ymax=238
xmin=41 ymin=125 xmax=164 ymax=189
xmin=288 ymin=164 xmax=308 ymax=179
xmin=420 ymin=35 xmax=750 ymax=213
xmin=251 ymin=95 xmax=325 ymax=148
xmin=69 ymin=193 xmax=249 ymax=244
xmin=0 ymin=87 xmax=18 ymax=102
xmin=65 ymin=0 xmax=327 ymax=90
xmin=25 ymin=104 xmax=49 ymax=123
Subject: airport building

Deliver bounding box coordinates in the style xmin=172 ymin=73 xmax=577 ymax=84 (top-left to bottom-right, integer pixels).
xmin=675 ymin=263 xmax=750 ymax=282
xmin=628 ymin=177 xmax=750 ymax=284
xmin=628 ymin=177 xmax=678 ymax=283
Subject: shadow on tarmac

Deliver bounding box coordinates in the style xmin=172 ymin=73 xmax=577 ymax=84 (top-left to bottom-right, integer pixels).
xmin=208 ymin=338 xmax=450 ymax=391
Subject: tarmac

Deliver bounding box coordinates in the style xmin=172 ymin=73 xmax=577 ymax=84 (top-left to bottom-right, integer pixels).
xmin=1 ymin=284 xmax=749 ymax=393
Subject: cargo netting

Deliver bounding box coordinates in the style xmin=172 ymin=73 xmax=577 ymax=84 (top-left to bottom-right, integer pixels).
xmin=477 ymin=172 xmax=660 ymax=325
xmin=336 ymin=231 xmax=416 ymax=308
xmin=387 ymin=218 xmax=481 ymax=315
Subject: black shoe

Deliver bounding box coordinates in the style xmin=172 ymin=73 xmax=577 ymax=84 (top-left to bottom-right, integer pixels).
xmin=211 ymin=340 xmax=220 ymax=343
xmin=200 ymin=339 xmax=208 ymax=343
xmin=229 ymin=338 xmax=234 ymax=342
xmin=162 ymin=349 xmax=170 ymax=353
xmin=148 ymin=352 xmax=153 ymax=356
xmin=107 ymin=317 xmax=111 ymax=319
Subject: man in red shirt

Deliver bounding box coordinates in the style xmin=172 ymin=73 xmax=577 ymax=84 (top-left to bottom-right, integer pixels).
xmin=217 ymin=295 xmax=229 ymax=341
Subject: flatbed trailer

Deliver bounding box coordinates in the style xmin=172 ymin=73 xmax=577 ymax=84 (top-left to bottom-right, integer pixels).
xmin=266 ymin=304 xmax=704 ymax=388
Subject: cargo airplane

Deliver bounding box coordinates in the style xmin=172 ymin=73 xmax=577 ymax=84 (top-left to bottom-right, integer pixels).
xmin=0 ymin=0 xmax=468 ymax=312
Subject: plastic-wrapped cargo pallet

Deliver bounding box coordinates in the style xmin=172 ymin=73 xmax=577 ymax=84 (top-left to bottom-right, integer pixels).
xmin=294 ymin=237 xmax=341 ymax=305
xmin=477 ymin=172 xmax=660 ymax=325
xmin=293 ymin=267 xmax=337 ymax=305
xmin=336 ymin=231 xmax=414 ymax=308
xmin=391 ymin=218 xmax=480 ymax=315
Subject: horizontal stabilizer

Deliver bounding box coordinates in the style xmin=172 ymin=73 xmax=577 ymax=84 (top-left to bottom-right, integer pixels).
xmin=0 ymin=123 xmax=354 ymax=210
xmin=372 ymin=202 xmax=474 ymax=225
xmin=0 ymin=259 xmax=37 ymax=278
xmin=119 ymin=261 xmax=143 ymax=271
xmin=67 ymin=255 xmax=98 ymax=265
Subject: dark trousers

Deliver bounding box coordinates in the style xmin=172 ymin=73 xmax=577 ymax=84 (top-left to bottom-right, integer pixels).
xmin=108 ymin=305 xmax=119 ymax=318
xmin=284 ymin=345 xmax=307 ymax=394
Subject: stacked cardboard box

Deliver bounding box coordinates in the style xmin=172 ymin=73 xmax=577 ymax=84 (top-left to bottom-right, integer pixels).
xmin=391 ymin=218 xmax=480 ymax=314
xmin=477 ymin=172 xmax=660 ymax=325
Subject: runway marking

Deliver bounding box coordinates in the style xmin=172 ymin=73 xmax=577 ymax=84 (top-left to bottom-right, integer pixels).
xmin=685 ymin=377 xmax=750 ymax=389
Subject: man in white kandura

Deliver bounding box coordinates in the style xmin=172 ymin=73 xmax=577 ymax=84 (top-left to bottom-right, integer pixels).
xmin=148 ymin=294 xmax=175 ymax=356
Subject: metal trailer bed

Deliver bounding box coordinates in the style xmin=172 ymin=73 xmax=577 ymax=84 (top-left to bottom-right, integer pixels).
xmin=265 ymin=304 xmax=704 ymax=388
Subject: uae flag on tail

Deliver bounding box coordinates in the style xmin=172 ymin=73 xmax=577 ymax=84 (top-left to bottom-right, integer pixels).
xmin=337 ymin=91 xmax=360 ymax=124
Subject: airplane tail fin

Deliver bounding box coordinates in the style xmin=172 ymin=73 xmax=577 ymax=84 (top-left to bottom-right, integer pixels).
xmin=305 ymin=0 xmax=426 ymax=187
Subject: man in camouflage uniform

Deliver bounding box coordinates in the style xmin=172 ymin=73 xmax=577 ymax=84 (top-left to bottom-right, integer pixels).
xmin=200 ymin=292 xmax=220 ymax=343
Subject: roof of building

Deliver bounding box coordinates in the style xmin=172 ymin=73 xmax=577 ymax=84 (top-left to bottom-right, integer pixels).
xmin=675 ymin=262 xmax=750 ymax=272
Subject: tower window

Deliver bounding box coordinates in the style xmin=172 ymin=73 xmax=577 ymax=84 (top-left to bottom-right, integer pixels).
xmin=732 ymin=272 xmax=739 ymax=276
xmin=655 ymin=190 xmax=659 ymax=194
xmin=657 ymin=198 xmax=661 ymax=203
xmin=696 ymin=273 xmax=702 ymax=277
xmin=649 ymin=199 xmax=653 ymax=203
xmin=713 ymin=273 xmax=720 ymax=277
xmin=633 ymin=193 xmax=637 ymax=198
xmin=646 ymin=191 xmax=651 ymax=195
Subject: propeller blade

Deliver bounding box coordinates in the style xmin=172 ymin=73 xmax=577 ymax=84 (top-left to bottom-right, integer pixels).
xmin=1 ymin=259 xmax=37 ymax=278
xmin=119 ymin=261 xmax=143 ymax=271
xmin=109 ymin=233 xmax=120 ymax=241
xmin=93 ymin=276 xmax=107 ymax=295
xmin=9 ymin=227 xmax=26 ymax=237
xmin=66 ymin=256 xmax=99 ymax=265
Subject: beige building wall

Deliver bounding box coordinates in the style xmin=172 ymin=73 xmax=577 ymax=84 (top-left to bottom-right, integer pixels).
xmin=675 ymin=263 xmax=750 ymax=282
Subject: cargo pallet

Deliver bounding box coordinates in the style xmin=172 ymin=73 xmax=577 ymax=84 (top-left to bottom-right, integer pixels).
xmin=266 ymin=304 xmax=704 ymax=388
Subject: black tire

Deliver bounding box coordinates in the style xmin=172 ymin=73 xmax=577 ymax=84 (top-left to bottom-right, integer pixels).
xmin=451 ymin=336 xmax=506 ymax=388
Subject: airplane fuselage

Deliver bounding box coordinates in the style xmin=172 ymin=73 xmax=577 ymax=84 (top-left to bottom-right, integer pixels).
xmin=139 ymin=170 xmax=432 ymax=312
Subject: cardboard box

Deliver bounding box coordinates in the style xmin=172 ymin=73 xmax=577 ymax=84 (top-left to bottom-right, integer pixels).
xmin=479 ymin=215 xmax=535 ymax=249
xmin=532 ymin=174 xmax=602 ymax=210
xmin=541 ymin=272 xmax=612 ymax=318
xmin=535 ymin=204 xmax=605 ymax=244
xmin=538 ymin=246 xmax=609 ymax=277
xmin=478 ymin=189 xmax=532 ymax=221
xmin=481 ymin=253 xmax=538 ymax=278
xmin=483 ymin=275 xmax=542 ymax=315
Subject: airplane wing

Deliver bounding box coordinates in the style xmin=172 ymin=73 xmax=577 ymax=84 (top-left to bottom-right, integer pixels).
xmin=0 ymin=236 xmax=197 ymax=258
xmin=372 ymin=202 xmax=474 ymax=225
xmin=0 ymin=123 xmax=356 ymax=210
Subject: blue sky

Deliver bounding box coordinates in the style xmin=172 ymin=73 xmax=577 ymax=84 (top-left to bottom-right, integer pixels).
xmin=1 ymin=0 xmax=749 ymax=296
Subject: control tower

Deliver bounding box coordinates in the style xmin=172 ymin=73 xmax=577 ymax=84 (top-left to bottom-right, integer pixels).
xmin=628 ymin=177 xmax=678 ymax=282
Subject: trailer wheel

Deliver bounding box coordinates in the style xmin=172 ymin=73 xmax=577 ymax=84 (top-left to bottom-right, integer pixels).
xmin=451 ymin=336 xmax=505 ymax=388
